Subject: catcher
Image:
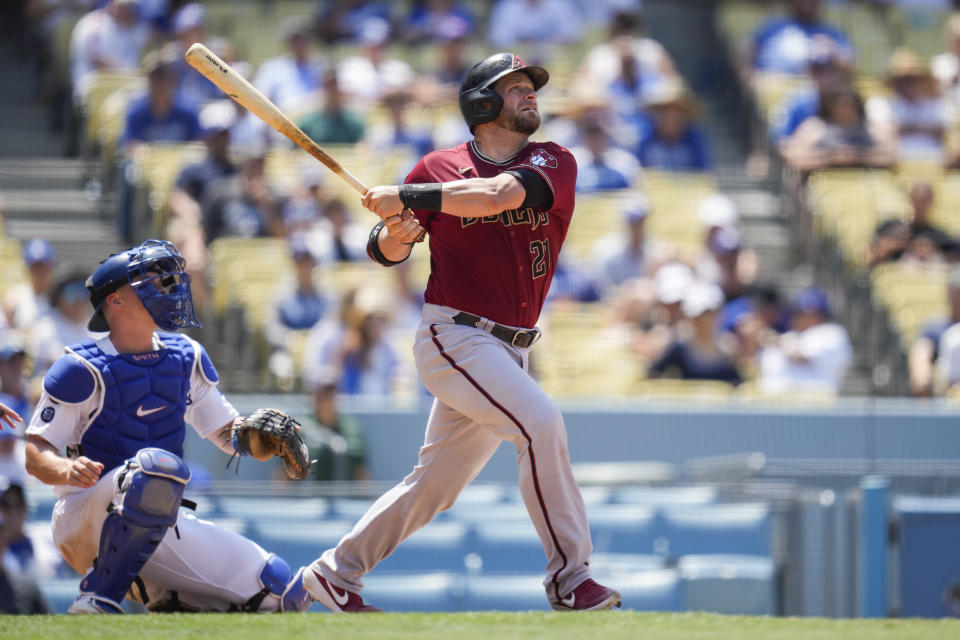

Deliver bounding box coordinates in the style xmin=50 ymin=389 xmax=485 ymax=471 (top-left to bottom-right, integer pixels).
xmin=24 ymin=240 xmax=311 ymax=614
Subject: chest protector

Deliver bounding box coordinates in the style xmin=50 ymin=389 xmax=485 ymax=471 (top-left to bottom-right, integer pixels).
xmin=75 ymin=333 xmax=195 ymax=472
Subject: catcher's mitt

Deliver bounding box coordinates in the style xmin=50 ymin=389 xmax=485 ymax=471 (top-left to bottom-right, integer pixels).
xmin=233 ymin=408 xmax=311 ymax=479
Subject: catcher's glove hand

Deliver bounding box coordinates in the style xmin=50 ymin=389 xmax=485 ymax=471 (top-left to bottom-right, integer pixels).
xmin=233 ymin=408 xmax=311 ymax=480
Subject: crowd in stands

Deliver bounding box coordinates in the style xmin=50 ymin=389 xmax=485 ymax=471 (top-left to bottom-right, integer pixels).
xmin=7 ymin=2 xmax=960 ymax=508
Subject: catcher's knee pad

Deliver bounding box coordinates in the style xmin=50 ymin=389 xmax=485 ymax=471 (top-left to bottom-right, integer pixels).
xmin=79 ymin=449 xmax=190 ymax=605
xmin=244 ymin=555 xmax=311 ymax=612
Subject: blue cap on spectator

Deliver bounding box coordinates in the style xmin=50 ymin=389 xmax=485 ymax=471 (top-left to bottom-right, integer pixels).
xmin=791 ymin=287 xmax=831 ymax=317
xmin=622 ymin=194 xmax=650 ymax=221
xmin=288 ymin=235 xmax=314 ymax=261
xmin=720 ymin=296 xmax=754 ymax=333
xmin=199 ymin=100 xmax=236 ymax=138
xmin=710 ymin=227 xmax=742 ymax=253
xmin=0 ymin=333 xmax=26 ymax=360
xmin=172 ymin=3 xmax=206 ymax=35
xmin=357 ymin=17 xmax=390 ymax=47
xmin=437 ymin=15 xmax=471 ymax=41
xmin=23 ymin=238 xmax=55 ymax=266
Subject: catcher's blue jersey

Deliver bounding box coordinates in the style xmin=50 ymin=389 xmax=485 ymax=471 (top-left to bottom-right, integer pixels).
xmin=44 ymin=333 xmax=198 ymax=472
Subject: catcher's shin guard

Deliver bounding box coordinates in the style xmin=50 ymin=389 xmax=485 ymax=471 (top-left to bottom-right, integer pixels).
xmin=243 ymin=555 xmax=312 ymax=612
xmin=76 ymin=448 xmax=190 ymax=608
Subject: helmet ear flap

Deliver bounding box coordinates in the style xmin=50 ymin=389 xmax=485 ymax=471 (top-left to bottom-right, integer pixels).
xmin=463 ymin=88 xmax=503 ymax=131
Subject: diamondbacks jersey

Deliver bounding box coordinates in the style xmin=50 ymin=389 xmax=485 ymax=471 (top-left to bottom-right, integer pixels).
xmin=406 ymin=140 xmax=576 ymax=328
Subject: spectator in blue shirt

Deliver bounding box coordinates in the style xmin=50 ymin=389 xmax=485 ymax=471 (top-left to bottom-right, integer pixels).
xmin=404 ymin=0 xmax=474 ymax=43
xmin=751 ymin=0 xmax=853 ymax=75
xmin=648 ymin=280 xmax=742 ymax=384
xmin=119 ymin=50 xmax=201 ymax=153
xmin=636 ymin=79 xmax=712 ymax=172
xmin=116 ymin=49 xmax=201 ymax=241
xmin=572 ymin=118 xmax=641 ymax=191
xmin=771 ymin=35 xmax=852 ymax=142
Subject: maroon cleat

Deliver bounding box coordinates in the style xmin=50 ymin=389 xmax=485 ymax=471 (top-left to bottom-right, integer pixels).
xmin=303 ymin=568 xmax=382 ymax=613
xmin=550 ymin=579 xmax=622 ymax=611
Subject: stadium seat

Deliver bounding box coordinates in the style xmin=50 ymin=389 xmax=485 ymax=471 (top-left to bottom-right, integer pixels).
xmin=363 ymin=572 xmax=462 ymax=613
xmin=462 ymin=574 xmax=550 ymax=611
xmin=660 ymin=503 xmax=772 ymax=558
xmin=39 ymin=577 xmax=83 ymax=614
xmin=611 ymin=485 xmax=718 ymax=507
xmin=586 ymin=504 xmax=660 ymax=555
xmin=446 ymin=500 xmax=531 ymax=523
xmin=216 ymin=496 xmax=329 ymax=521
xmin=590 ymin=553 xmax=667 ymax=574
xmin=329 ymin=497 xmax=377 ymax=520
xmin=24 ymin=483 xmax=58 ymax=522
xmin=678 ymin=554 xmax=777 ymax=615
xmin=373 ymin=521 xmax=471 ymax=575
xmin=603 ymin=569 xmax=684 ymax=612
xmin=470 ymin=519 xmax=546 ymax=574
xmin=249 ymin=519 xmax=354 ymax=571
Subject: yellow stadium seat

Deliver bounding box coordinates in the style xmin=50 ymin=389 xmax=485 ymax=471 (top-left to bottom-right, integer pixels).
xmin=0 ymin=237 xmax=25 ymax=297
xmin=634 ymin=378 xmax=735 ymax=403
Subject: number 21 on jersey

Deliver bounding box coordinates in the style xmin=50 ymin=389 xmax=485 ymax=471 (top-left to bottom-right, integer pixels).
xmin=530 ymin=239 xmax=550 ymax=280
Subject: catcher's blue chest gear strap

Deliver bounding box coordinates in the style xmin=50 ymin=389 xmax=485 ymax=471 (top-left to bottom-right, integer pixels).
xmin=79 ymin=448 xmax=191 ymax=606
xmin=71 ymin=333 xmax=195 ymax=473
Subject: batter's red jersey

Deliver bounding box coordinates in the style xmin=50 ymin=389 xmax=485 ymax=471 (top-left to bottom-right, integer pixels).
xmin=405 ymin=140 xmax=576 ymax=329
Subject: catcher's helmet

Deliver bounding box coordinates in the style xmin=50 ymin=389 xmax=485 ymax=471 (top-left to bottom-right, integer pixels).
xmin=459 ymin=53 xmax=549 ymax=131
xmin=86 ymin=239 xmax=201 ymax=332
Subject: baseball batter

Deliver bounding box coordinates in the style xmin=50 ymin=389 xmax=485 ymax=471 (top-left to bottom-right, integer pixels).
xmin=303 ymin=53 xmax=621 ymax=612
xmin=23 ymin=240 xmax=311 ymax=614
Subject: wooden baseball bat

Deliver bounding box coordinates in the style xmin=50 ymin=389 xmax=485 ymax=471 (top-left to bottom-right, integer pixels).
xmin=184 ymin=42 xmax=368 ymax=195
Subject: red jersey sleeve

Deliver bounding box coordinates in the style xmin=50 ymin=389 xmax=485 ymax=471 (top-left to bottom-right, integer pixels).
xmin=511 ymin=143 xmax=577 ymax=225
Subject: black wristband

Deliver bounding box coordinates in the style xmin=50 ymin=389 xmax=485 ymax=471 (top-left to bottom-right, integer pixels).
xmin=366 ymin=220 xmax=409 ymax=267
xmin=398 ymin=183 xmax=443 ymax=212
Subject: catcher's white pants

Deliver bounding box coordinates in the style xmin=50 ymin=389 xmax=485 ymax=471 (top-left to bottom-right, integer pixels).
xmin=52 ymin=465 xmax=280 ymax=612
xmin=316 ymin=304 xmax=593 ymax=601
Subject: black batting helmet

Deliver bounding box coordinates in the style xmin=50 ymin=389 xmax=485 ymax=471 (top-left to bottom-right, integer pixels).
xmin=459 ymin=53 xmax=549 ymax=131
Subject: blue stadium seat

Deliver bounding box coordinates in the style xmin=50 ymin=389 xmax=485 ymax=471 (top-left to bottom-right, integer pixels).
xmin=25 ymin=484 xmax=58 ymax=522
xmin=590 ymin=553 xmax=667 ymax=574
xmin=373 ymin=521 xmax=471 ymax=575
xmin=462 ymin=574 xmax=550 ymax=611
xmin=608 ymin=569 xmax=684 ymax=612
xmin=611 ymin=485 xmax=718 ymax=506
xmin=501 ymin=484 xmax=612 ymax=507
xmin=660 ymin=503 xmax=772 ymax=558
xmin=328 ymin=498 xmax=376 ymax=520
xmin=217 ymin=497 xmax=329 ymax=521
xmin=470 ymin=519 xmax=546 ymax=574
xmin=362 ymin=572 xmax=462 ymax=612
xmin=249 ymin=520 xmax=354 ymax=570
xmin=678 ymin=554 xmax=777 ymax=615
xmin=201 ymin=517 xmax=250 ymax=537
xmin=586 ymin=505 xmax=660 ymax=554
xmin=39 ymin=577 xmax=80 ymax=613
xmin=446 ymin=500 xmax=531 ymax=524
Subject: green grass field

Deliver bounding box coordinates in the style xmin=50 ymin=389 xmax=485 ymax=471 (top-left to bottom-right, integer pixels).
xmin=3 ymin=611 xmax=960 ymax=640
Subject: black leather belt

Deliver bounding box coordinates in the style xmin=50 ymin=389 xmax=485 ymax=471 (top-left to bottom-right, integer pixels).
xmin=453 ymin=312 xmax=542 ymax=348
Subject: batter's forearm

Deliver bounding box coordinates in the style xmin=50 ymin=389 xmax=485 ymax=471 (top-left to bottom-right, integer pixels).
xmin=437 ymin=175 xmax=525 ymax=218
xmin=377 ymin=225 xmax=415 ymax=262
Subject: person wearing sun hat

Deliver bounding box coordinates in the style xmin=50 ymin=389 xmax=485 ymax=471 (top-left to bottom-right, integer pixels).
xmin=636 ymin=78 xmax=713 ymax=171
xmin=866 ymin=47 xmax=947 ymax=161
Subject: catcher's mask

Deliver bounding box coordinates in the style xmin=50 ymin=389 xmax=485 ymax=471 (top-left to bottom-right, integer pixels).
xmin=86 ymin=239 xmax=201 ymax=332
xmin=459 ymin=52 xmax=548 ymax=132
